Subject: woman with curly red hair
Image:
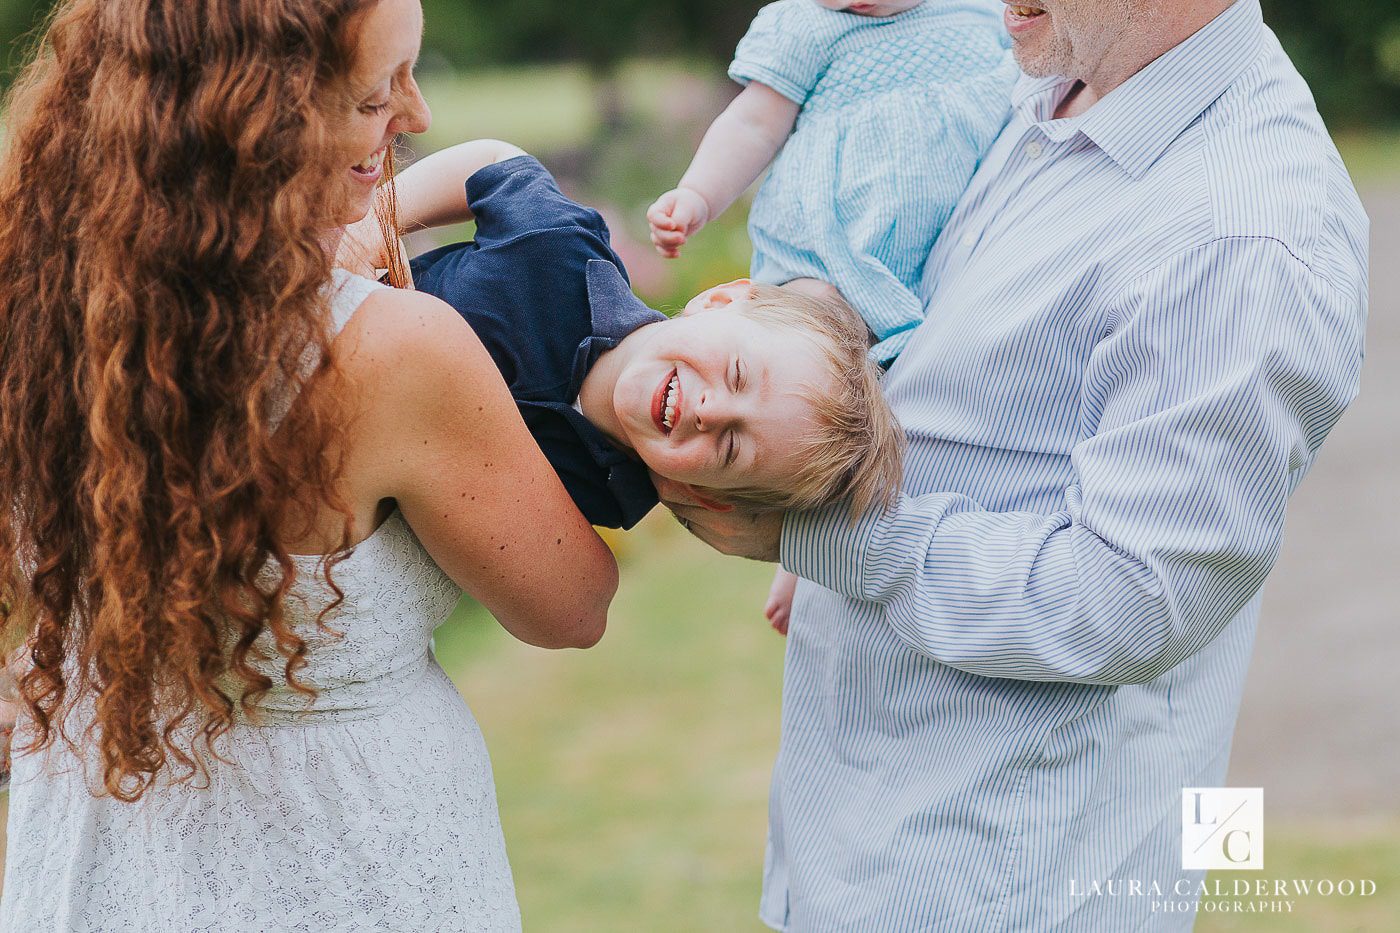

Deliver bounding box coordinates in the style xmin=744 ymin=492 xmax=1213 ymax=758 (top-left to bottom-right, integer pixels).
xmin=0 ymin=0 xmax=617 ymax=926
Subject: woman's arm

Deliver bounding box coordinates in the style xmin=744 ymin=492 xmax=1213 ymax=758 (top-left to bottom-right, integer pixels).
xmin=648 ymin=83 xmax=799 ymax=257
xmin=338 ymin=287 xmax=617 ymax=649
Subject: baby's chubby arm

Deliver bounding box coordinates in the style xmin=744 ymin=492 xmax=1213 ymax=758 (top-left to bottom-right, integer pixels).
xmin=648 ymin=83 xmax=799 ymax=258
xmin=339 ymin=139 xmax=526 ymax=273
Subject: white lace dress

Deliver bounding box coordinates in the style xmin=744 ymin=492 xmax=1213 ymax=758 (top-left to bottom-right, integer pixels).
xmin=0 ymin=271 xmax=521 ymax=931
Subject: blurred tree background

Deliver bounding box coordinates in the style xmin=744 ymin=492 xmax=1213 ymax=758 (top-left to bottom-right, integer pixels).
xmin=2 ymin=0 xmax=1399 ymax=126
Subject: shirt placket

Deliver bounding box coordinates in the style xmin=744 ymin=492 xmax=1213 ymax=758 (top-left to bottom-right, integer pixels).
xmin=936 ymin=119 xmax=1059 ymax=296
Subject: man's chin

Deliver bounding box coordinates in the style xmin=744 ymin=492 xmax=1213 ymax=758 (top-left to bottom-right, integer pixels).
xmin=1011 ymin=41 xmax=1071 ymax=79
xmin=1012 ymin=52 xmax=1053 ymax=79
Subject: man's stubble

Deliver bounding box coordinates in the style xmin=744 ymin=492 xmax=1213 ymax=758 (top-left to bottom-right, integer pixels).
xmin=1012 ymin=0 xmax=1158 ymax=84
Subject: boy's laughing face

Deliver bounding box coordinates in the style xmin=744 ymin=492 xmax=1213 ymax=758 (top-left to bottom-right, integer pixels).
xmin=607 ymin=282 xmax=833 ymax=497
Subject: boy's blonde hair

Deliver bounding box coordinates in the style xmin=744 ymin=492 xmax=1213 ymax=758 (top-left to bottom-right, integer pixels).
xmin=720 ymin=284 xmax=905 ymax=516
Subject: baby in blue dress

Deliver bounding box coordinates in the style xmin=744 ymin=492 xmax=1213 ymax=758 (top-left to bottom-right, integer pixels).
xmin=648 ymin=0 xmax=1015 ymax=364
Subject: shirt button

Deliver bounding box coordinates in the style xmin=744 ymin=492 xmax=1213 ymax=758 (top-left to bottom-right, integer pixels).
xmin=1025 ymin=140 xmax=1045 ymax=159
xmin=961 ymin=231 xmax=977 ymax=248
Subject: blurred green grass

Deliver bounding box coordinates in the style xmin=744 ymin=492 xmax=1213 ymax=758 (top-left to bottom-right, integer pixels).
xmin=433 ymin=515 xmax=783 ymax=931
xmin=1335 ymin=130 xmax=1400 ymax=185
xmin=417 ymin=65 xmax=602 ymax=157
xmin=432 ymin=517 xmax=1400 ymax=931
xmin=1198 ymin=821 xmax=1400 ymax=931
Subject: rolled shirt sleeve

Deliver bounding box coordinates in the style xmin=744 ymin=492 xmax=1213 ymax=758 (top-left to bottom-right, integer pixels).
xmin=782 ymin=236 xmax=1365 ymax=685
xmin=464 ymin=155 xmax=608 ymax=246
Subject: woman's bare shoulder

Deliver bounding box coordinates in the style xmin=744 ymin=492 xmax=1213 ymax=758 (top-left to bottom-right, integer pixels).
xmin=335 ymin=284 xmax=520 ymax=421
xmin=327 ymin=285 xmax=505 ymax=502
xmin=337 ymin=286 xmax=481 ymax=385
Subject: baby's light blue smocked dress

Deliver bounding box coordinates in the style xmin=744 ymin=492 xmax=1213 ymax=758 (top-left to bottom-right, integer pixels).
xmin=730 ymin=0 xmax=1015 ymax=362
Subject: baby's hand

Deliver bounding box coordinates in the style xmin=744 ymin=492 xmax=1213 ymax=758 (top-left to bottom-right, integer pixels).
xmin=764 ymin=568 xmax=799 ymax=636
xmin=647 ymin=187 xmax=711 ymax=259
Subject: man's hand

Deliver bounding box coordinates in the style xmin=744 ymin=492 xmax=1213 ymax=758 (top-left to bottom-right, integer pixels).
xmin=651 ymin=472 xmax=783 ymax=562
xmin=647 ymin=187 xmax=711 ymax=259
xmin=780 ymin=277 xmax=844 ymax=303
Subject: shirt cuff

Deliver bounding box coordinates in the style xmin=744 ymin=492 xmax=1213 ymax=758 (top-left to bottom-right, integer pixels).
xmin=780 ymin=501 xmax=885 ymax=601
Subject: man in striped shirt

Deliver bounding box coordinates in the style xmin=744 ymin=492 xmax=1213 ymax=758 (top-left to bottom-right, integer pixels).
xmin=660 ymin=0 xmax=1368 ymax=928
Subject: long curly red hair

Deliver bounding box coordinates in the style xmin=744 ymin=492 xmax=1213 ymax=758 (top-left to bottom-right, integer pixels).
xmin=0 ymin=0 xmax=381 ymax=800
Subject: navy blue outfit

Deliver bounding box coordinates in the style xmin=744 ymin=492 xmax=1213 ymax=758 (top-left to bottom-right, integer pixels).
xmin=410 ymin=155 xmax=665 ymax=529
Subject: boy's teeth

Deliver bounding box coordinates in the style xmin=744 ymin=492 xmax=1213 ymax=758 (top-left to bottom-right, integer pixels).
xmin=1009 ymin=4 xmax=1044 ymax=15
xmin=661 ymin=374 xmax=678 ymax=431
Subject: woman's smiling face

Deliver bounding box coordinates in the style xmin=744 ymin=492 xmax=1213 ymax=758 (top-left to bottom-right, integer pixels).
xmin=608 ymin=283 xmax=836 ymax=496
xmin=333 ymin=0 xmax=432 ymax=227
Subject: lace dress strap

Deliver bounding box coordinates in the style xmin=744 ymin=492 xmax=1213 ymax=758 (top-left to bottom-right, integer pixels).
xmin=269 ymin=269 xmax=388 ymax=432
xmin=328 ymin=267 xmax=390 ymax=336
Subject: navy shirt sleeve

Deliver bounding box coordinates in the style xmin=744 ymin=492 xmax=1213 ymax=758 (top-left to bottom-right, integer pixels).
xmin=409 ymin=156 xmax=616 ymax=394
xmin=467 ymin=155 xmax=611 ymax=247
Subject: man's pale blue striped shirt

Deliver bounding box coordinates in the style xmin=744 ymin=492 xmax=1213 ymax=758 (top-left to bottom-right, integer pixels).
xmin=768 ymin=1 xmax=1368 ymax=929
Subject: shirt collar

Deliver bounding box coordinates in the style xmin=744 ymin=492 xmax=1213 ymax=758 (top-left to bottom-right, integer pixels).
xmin=584 ymin=259 xmax=666 ymax=342
xmin=568 ymin=259 xmax=666 ymax=398
xmin=1011 ymin=0 xmax=1265 ymax=179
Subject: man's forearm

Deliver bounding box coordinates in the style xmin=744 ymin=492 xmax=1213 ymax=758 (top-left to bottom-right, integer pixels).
xmin=782 ymin=235 xmax=1360 ymax=687
xmin=782 ymin=493 xmax=1231 ymax=686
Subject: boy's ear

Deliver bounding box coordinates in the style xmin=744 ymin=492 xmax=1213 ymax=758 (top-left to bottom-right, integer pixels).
xmin=685 ymin=485 xmax=736 ymax=512
xmin=682 ymin=278 xmax=754 ymax=316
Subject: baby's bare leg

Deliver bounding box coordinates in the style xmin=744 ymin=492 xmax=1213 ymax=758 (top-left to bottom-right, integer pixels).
xmin=765 ymin=567 xmax=799 ymax=636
